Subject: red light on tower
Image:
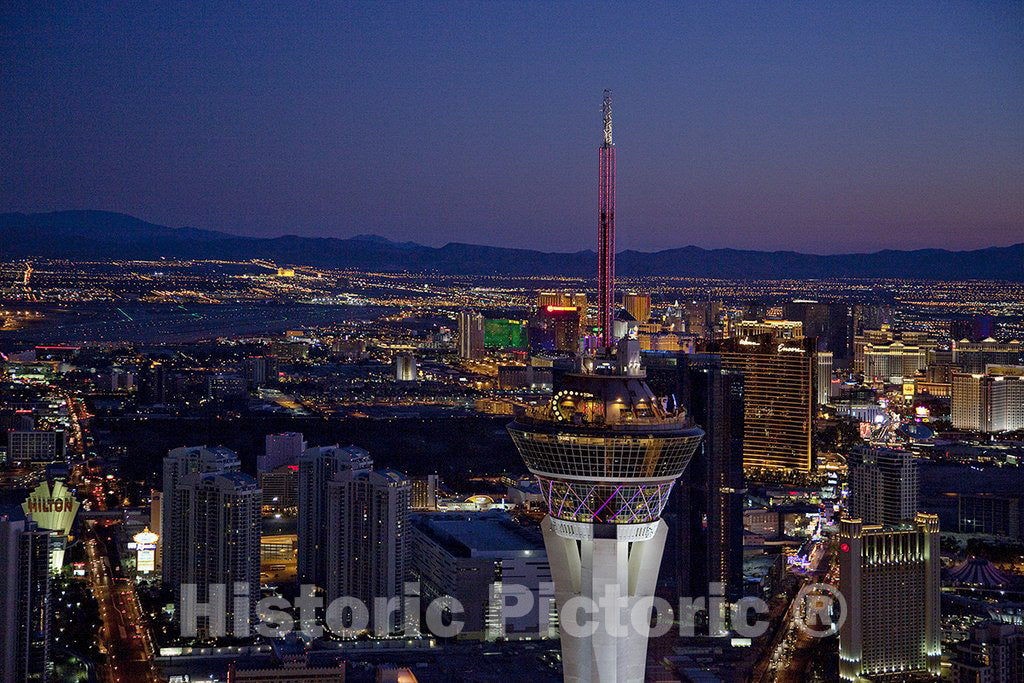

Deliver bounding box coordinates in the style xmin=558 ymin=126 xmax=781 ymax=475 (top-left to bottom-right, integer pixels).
xmin=840 ymin=542 xmax=850 ymax=553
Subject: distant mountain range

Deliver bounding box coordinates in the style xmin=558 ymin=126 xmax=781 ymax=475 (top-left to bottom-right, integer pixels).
xmin=1 ymin=210 xmax=1021 ymax=280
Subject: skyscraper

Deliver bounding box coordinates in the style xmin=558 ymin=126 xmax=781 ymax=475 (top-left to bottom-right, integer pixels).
xmin=598 ymin=90 xmax=616 ymax=348
xmin=176 ymin=471 xmax=261 ymax=638
xmin=259 ymin=432 xmax=307 ymax=472
xmin=816 ymin=350 xmax=834 ymax=406
xmin=952 ymin=371 xmax=1024 ymax=432
xmin=508 ymin=338 xmax=703 ymax=681
xmin=458 ymin=309 xmax=485 ymax=360
xmin=0 ymin=506 xmax=51 ymax=682
xmin=703 ymin=334 xmax=816 ymax=473
xmin=784 ymin=301 xmax=851 ymax=361
xmin=297 ymin=445 xmax=373 ymax=589
xmin=846 ymin=445 xmax=918 ymax=526
xmin=622 ymin=293 xmax=651 ymax=325
xmin=161 ymin=446 xmax=241 ymax=588
xmin=645 ymin=352 xmax=745 ymax=610
xmin=838 ymin=513 xmax=941 ymax=681
xmin=324 ymin=467 xmax=411 ymax=635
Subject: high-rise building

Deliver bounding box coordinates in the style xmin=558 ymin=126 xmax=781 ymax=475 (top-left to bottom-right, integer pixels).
xmin=951 ymin=622 xmax=1024 ymax=683
xmin=958 ymin=494 xmax=1024 ymax=540
xmin=410 ymin=474 xmax=439 ymax=510
xmin=734 ymin=319 xmax=804 ymax=339
xmin=259 ymin=465 xmax=298 ymax=512
xmin=325 ymin=467 xmax=411 ymax=635
xmin=622 ymin=293 xmax=651 ymax=325
xmin=952 ymin=371 xmax=1024 ymax=432
xmin=953 ymin=339 xmax=1024 ymax=373
xmin=259 ymin=432 xmax=307 ymax=472
xmin=530 ymin=306 xmax=581 ymax=353
xmin=508 ymin=338 xmax=703 ymax=681
xmin=458 ymin=310 xmax=485 ymax=360
xmin=950 ymin=315 xmax=999 ymax=344
xmin=139 ymin=360 xmax=168 ymax=404
xmin=150 ymin=490 xmax=163 ymax=574
xmin=161 ymin=446 xmax=241 ymax=588
xmin=393 ymin=353 xmax=417 ymax=382
xmin=644 ymin=352 xmax=745 ymax=610
xmin=846 ymin=445 xmax=918 ymax=526
xmin=297 ymin=445 xmax=372 ymax=589
xmin=176 ymin=471 xmax=261 ymax=637
xmin=838 ymin=513 xmax=941 ymax=681
xmin=537 ymin=292 xmax=570 ymax=309
xmin=246 ymin=355 xmax=278 ymax=387
xmin=6 ymin=430 xmax=66 ymax=465
xmin=784 ymin=301 xmax=851 ymax=360
xmin=0 ymin=506 xmax=51 ymax=682
xmin=854 ymin=326 xmax=935 ymax=377
xmin=703 ymin=334 xmax=816 ymax=473
xmin=817 ymin=350 xmax=834 ymax=406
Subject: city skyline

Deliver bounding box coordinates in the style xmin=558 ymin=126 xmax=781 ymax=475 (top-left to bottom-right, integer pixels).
xmin=2 ymin=3 xmax=1022 ymax=253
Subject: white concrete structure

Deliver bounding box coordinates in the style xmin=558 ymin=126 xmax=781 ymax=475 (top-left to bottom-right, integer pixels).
xmin=508 ymin=340 xmax=703 ymax=682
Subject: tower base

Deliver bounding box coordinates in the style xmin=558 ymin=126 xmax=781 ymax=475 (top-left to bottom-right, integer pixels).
xmin=542 ymin=515 xmax=668 ymax=683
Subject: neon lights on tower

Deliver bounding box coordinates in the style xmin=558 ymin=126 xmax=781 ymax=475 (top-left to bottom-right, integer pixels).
xmin=598 ymin=89 xmax=615 ymax=348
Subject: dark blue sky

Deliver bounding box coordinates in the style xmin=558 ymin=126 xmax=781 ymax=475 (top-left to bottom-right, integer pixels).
xmin=1 ymin=2 xmax=1021 ymax=253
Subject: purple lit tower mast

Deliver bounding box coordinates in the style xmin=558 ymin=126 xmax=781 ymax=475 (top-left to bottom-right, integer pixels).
xmin=598 ymin=89 xmax=616 ymax=348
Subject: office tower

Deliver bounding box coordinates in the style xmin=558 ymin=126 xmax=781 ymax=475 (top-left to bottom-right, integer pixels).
xmin=410 ymin=474 xmax=439 ymax=510
xmin=846 ymin=445 xmax=918 ymax=526
xmin=623 ymin=293 xmax=651 ymax=325
xmin=703 ymin=334 xmax=816 ymax=473
xmin=6 ymin=430 xmax=66 ymax=465
xmin=951 ymin=622 xmax=1024 ymax=683
xmin=816 ymin=350 xmax=833 ymax=405
xmin=784 ymin=301 xmax=851 ymax=360
xmin=0 ymin=506 xmax=51 ymax=683
xmin=508 ymin=337 xmax=703 ymax=681
xmin=246 ymin=355 xmax=278 ymax=387
xmin=161 ymin=446 xmax=241 ymax=587
xmin=645 ymin=353 xmax=745 ymax=610
xmin=393 ymin=353 xmax=417 ymax=381
xmin=297 ymin=445 xmax=372 ymax=588
xmin=410 ymin=511 xmax=554 ymax=640
xmin=177 ymin=472 xmax=261 ymax=637
xmin=458 ymin=309 xmax=485 ymax=360
xmin=324 ymin=467 xmax=411 ymax=635
xmin=734 ymin=319 xmax=804 ymax=339
xmin=259 ymin=432 xmax=307 ymax=472
xmin=598 ymin=90 xmax=616 ymax=348
xmin=530 ymin=305 xmax=581 ymax=353
xmin=952 ymin=372 xmax=1024 ymax=432
xmin=838 ymin=513 xmax=941 ymax=681
xmin=958 ymin=494 xmax=1024 ymax=540
xmin=953 ymin=339 xmax=1024 ymax=373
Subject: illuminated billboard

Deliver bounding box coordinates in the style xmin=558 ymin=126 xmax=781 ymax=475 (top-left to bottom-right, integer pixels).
xmin=133 ymin=528 xmax=159 ymax=574
xmin=22 ymin=480 xmax=79 ymax=536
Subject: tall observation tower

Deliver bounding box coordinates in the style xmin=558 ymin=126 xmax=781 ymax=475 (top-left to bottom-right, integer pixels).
xmin=598 ymin=90 xmax=616 ymax=348
xmin=509 ymin=340 xmax=703 ymax=681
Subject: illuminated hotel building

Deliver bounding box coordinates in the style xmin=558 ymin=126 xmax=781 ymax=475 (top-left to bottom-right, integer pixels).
xmin=952 ymin=371 xmax=1024 ymax=432
xmin=622 ymin=292 xmax=651 ymax=324
xmin=508 ymin=338 xmax=703 ymax=681
xmin=838 ymin=513 xmax=941 ymax=681
xmin=952 ymin=338 xmax=1023 ymax=373
xmin=853 ymin=326 xmax=935 ymax=378
xmin=734 ymin=319 xmax=803 ymax=339
xmin=458 ymin=309 xmax=485 ymax=359
xmin=846 ymin=445 xmax=918 ymax=527
xmin=0 ymin=506 xmax=51 ymax=682
xmin=703 ymin=334 xmax=815 ymax=473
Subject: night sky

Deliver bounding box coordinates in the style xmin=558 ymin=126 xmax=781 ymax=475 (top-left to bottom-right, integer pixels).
xmin=2 ymin=2 xmax=1021 ymax=253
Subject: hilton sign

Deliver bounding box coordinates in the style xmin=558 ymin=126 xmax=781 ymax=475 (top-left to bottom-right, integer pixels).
xmin=22 ymin=480 xmax=80 ymax=536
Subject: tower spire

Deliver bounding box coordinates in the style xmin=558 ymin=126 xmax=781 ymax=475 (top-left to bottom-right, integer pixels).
xmin=598 ymin=89 xmax=616 ymax=348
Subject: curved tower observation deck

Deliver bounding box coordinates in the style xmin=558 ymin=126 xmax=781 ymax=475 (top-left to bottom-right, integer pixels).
xmin=508 ymin=339 xmax=703 ymax=682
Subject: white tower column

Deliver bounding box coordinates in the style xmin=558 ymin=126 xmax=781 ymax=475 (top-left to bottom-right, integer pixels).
xmin=542 ymin=517 xmax=668 ymax=683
